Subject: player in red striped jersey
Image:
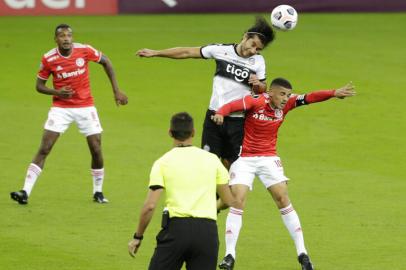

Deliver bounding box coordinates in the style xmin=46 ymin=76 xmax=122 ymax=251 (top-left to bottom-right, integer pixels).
xmin=10 ymin=24 xmax=128 ymax=205
xmin=214 ymin=78 xmax=355 ymax=270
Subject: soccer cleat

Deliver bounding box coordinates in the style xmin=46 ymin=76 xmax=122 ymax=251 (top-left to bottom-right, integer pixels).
xmin=93 ymin=192 xmax=109 ymax=203
xmin=10 ymin=190 xmax=28 ymax=205
xmin=219 ymin=254 xmax=235 ymax=270
xmin=298 ymin=253 xmax=314 ymax=270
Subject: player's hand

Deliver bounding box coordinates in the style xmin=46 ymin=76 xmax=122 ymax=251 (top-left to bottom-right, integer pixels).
xmin=335 ymin=82 xmax=356 ymax=99
xmin=57 ymin=86 xmax=75 ymax=99
xmin=249 ymin=75 xmax=265 ymax=94
xmin=114 ymin=90 xmax=128 ymax=106
xmin=136 ymin=49 xmax=157 ymax=58
xmin=128 ymin=239 xmax=142 ymax=258
xmin=211 ymin=114 xmax=224 ymax=125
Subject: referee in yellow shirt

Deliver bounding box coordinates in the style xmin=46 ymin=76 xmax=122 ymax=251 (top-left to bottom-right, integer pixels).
xmin=128 ymin=112 xmax=239 ymax=270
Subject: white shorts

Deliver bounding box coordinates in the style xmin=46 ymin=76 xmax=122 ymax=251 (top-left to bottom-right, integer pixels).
xmin=44 ymin=106 xmax=103 ymax=136
xmin=229 ymin=156 xmax=289 ymax=190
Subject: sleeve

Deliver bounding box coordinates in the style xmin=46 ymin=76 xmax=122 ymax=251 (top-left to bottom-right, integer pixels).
xmin=215 ymin=158 xmax=229 ymax=185
xmin=85 ymin=44 xmax=102 ymax=63
xmin=284 ymin=90 xmax=336 ymax=113
xmin=256 ymin=56 xmax=266 ymax=81
xmin=217 ymin=95 xmax=258 ymax=116
xmin=200 ymin=44 xmax=222 ymax=59
xmin=149 ymin=160 xmax=164 ymax=188
xmin=37 ymin=57 xmax=51 ymax=80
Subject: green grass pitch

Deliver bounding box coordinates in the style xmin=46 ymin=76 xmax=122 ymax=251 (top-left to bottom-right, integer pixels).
xmin=0 ymin=13 xmax=405 ymax=270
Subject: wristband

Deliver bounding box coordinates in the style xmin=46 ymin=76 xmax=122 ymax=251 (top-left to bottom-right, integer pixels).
xmin=133 ymin=233 xmax=143 ymax=240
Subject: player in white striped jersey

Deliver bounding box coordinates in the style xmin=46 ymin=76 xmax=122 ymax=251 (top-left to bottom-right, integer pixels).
xmin=136 ymin=17 xmax=275 ymax=169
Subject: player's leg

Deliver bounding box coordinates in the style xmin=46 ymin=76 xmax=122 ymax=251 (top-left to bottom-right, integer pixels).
xmin=260 ymin=156 xmax=313 ymax=269
xmin=75 ymin=106 xmax=106 ymax=203
xmin=220 ymin=157 xmax=255 ymax=270
xmin=10 ymin=130 xmax=60 ymax=204
xmin=223 ymin=116 xmax=244 ymax=169
xmin=202 ymin=110 xmax=227 ymax=210
xmin=217 ymin=116 xmax=245 ymax=212
xmin=86 ymin=133 xmax=107 ymax=200
xmin=268 ymin=182 xmax=313 ymax=269
xmin=11 ymin=107 xmax=71 ymax=204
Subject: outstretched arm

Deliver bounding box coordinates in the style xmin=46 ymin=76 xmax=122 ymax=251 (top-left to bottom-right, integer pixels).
xmin=298 ymin=82 xmax=356 ymax=106
xmin=136 ymin=47 xmax=202 ymax=59
xmin=99 ymin=55 xmax=128 ymax=106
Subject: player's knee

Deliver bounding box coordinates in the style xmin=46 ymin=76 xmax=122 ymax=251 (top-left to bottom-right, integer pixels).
xmin=89 ymin=140 xmax=102 ymax=156
xmin=275 ymin=194 xmax=290 ymax=208
xmin=233 ymin=195 xmax=246 ymax=209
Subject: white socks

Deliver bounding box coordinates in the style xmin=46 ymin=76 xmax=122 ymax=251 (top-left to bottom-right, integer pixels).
xmin=91 ymin=168 xmax=104 ymax=194
xmin=280 ymin=204 xmax=307 ymax=255
xmin=225 ymin=207 xmax=244 ymax=258
xmin=22 ymin=163 xmax=42 ymax=196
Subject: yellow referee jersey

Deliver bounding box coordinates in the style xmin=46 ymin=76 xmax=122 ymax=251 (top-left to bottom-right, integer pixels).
xmin=149 ymin=146 xmax=229 ymax=220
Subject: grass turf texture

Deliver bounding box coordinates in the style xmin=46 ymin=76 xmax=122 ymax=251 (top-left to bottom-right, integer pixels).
xmin=0 ymin=13 xmax=405 ymax=270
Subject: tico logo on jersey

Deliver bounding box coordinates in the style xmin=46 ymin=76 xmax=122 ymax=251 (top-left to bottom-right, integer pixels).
xmin=226 ymin=64 xmax=250 ymax=82
xmin=215 ymin=60 xmax=254 ymax=85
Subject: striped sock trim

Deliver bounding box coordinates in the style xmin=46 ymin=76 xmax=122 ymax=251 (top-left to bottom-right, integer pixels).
xmin=91 ymin=168 xmax=104 ymax=177
xmin=229 ymin=207 xmax=244 ymax=216
xmin=280 ymin=204 xmax=294 ymax=215
xmin=29 ymin=163 xmax=42 ymax=176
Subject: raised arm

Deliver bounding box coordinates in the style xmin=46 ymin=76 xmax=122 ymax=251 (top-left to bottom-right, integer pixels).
xmin=99 ymin=55 xmax=128 ymax=106
xmin=136 ymin=47 xmax=202 ymax=59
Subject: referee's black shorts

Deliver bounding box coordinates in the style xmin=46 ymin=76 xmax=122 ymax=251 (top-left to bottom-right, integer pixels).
xmin=148 ymin=217 xmax=219 ymax=270
xmin=201 ymin=109 xmax=244 ymax=164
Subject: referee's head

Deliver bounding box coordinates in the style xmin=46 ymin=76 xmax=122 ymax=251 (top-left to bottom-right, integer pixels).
xmin=169 ymin=112 xmax=195 ymax=141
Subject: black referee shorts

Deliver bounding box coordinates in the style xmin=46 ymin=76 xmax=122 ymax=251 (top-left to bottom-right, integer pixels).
xmin=148 ymin=217 xmax=219 ymax=270
xmin=201 ymin=109 xmax=244 ymax=164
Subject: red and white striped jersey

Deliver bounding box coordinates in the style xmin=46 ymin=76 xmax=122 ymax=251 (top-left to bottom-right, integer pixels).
xmin=217 ymin=90 xmax=335 ymax=156
xmin=37 ymin=43 xmax=102 ymax=108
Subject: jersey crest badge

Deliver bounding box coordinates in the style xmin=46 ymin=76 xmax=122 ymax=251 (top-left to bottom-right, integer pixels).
xmin=76 ymin=58 xmax=85 ymax=67
xmin=274 ymin=109 xmax=283 ymax=119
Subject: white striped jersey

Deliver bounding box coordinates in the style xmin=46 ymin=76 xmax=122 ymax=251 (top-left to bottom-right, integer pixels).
xmin=200 ymin=44 xmax=266 ymax=116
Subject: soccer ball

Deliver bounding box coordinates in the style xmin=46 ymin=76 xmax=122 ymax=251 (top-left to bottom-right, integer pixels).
xmin=271 ymin=5 xmax=298 ymax=31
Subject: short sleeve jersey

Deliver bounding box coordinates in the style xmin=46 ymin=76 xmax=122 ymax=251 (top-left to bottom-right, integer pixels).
xmin=37 ymin=43 xmax=102 ymax=108
xmin=200 ymin=44 xmax=266 ymax=114
xmin=149 ymin=146 xmax=229 ymax=221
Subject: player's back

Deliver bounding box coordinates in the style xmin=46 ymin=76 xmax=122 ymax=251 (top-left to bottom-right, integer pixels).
xmin=154 ymin=146 xmax=225 ymax=220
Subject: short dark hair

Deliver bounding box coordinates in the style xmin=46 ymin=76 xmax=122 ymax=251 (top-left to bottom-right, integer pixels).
xmin=246 ymin=16 xmax=275 ymax=48
xmin=55 ymin=24 xmax=72 ymax=36
xmin=271 ymin=78 xmax=293 ymax=89
xmin=170 ymin=112 xmax=194 ymax=141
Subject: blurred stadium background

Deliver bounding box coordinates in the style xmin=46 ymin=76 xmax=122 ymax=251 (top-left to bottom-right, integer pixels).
xmin=0 ymin=1 xmax=405 ymax=269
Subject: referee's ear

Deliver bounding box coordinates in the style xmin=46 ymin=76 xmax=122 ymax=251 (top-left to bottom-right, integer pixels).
xmin=191 ymin=129 xmax=195 ymax=138
xmin=168 ymin=129 xmax=174 ymax=138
